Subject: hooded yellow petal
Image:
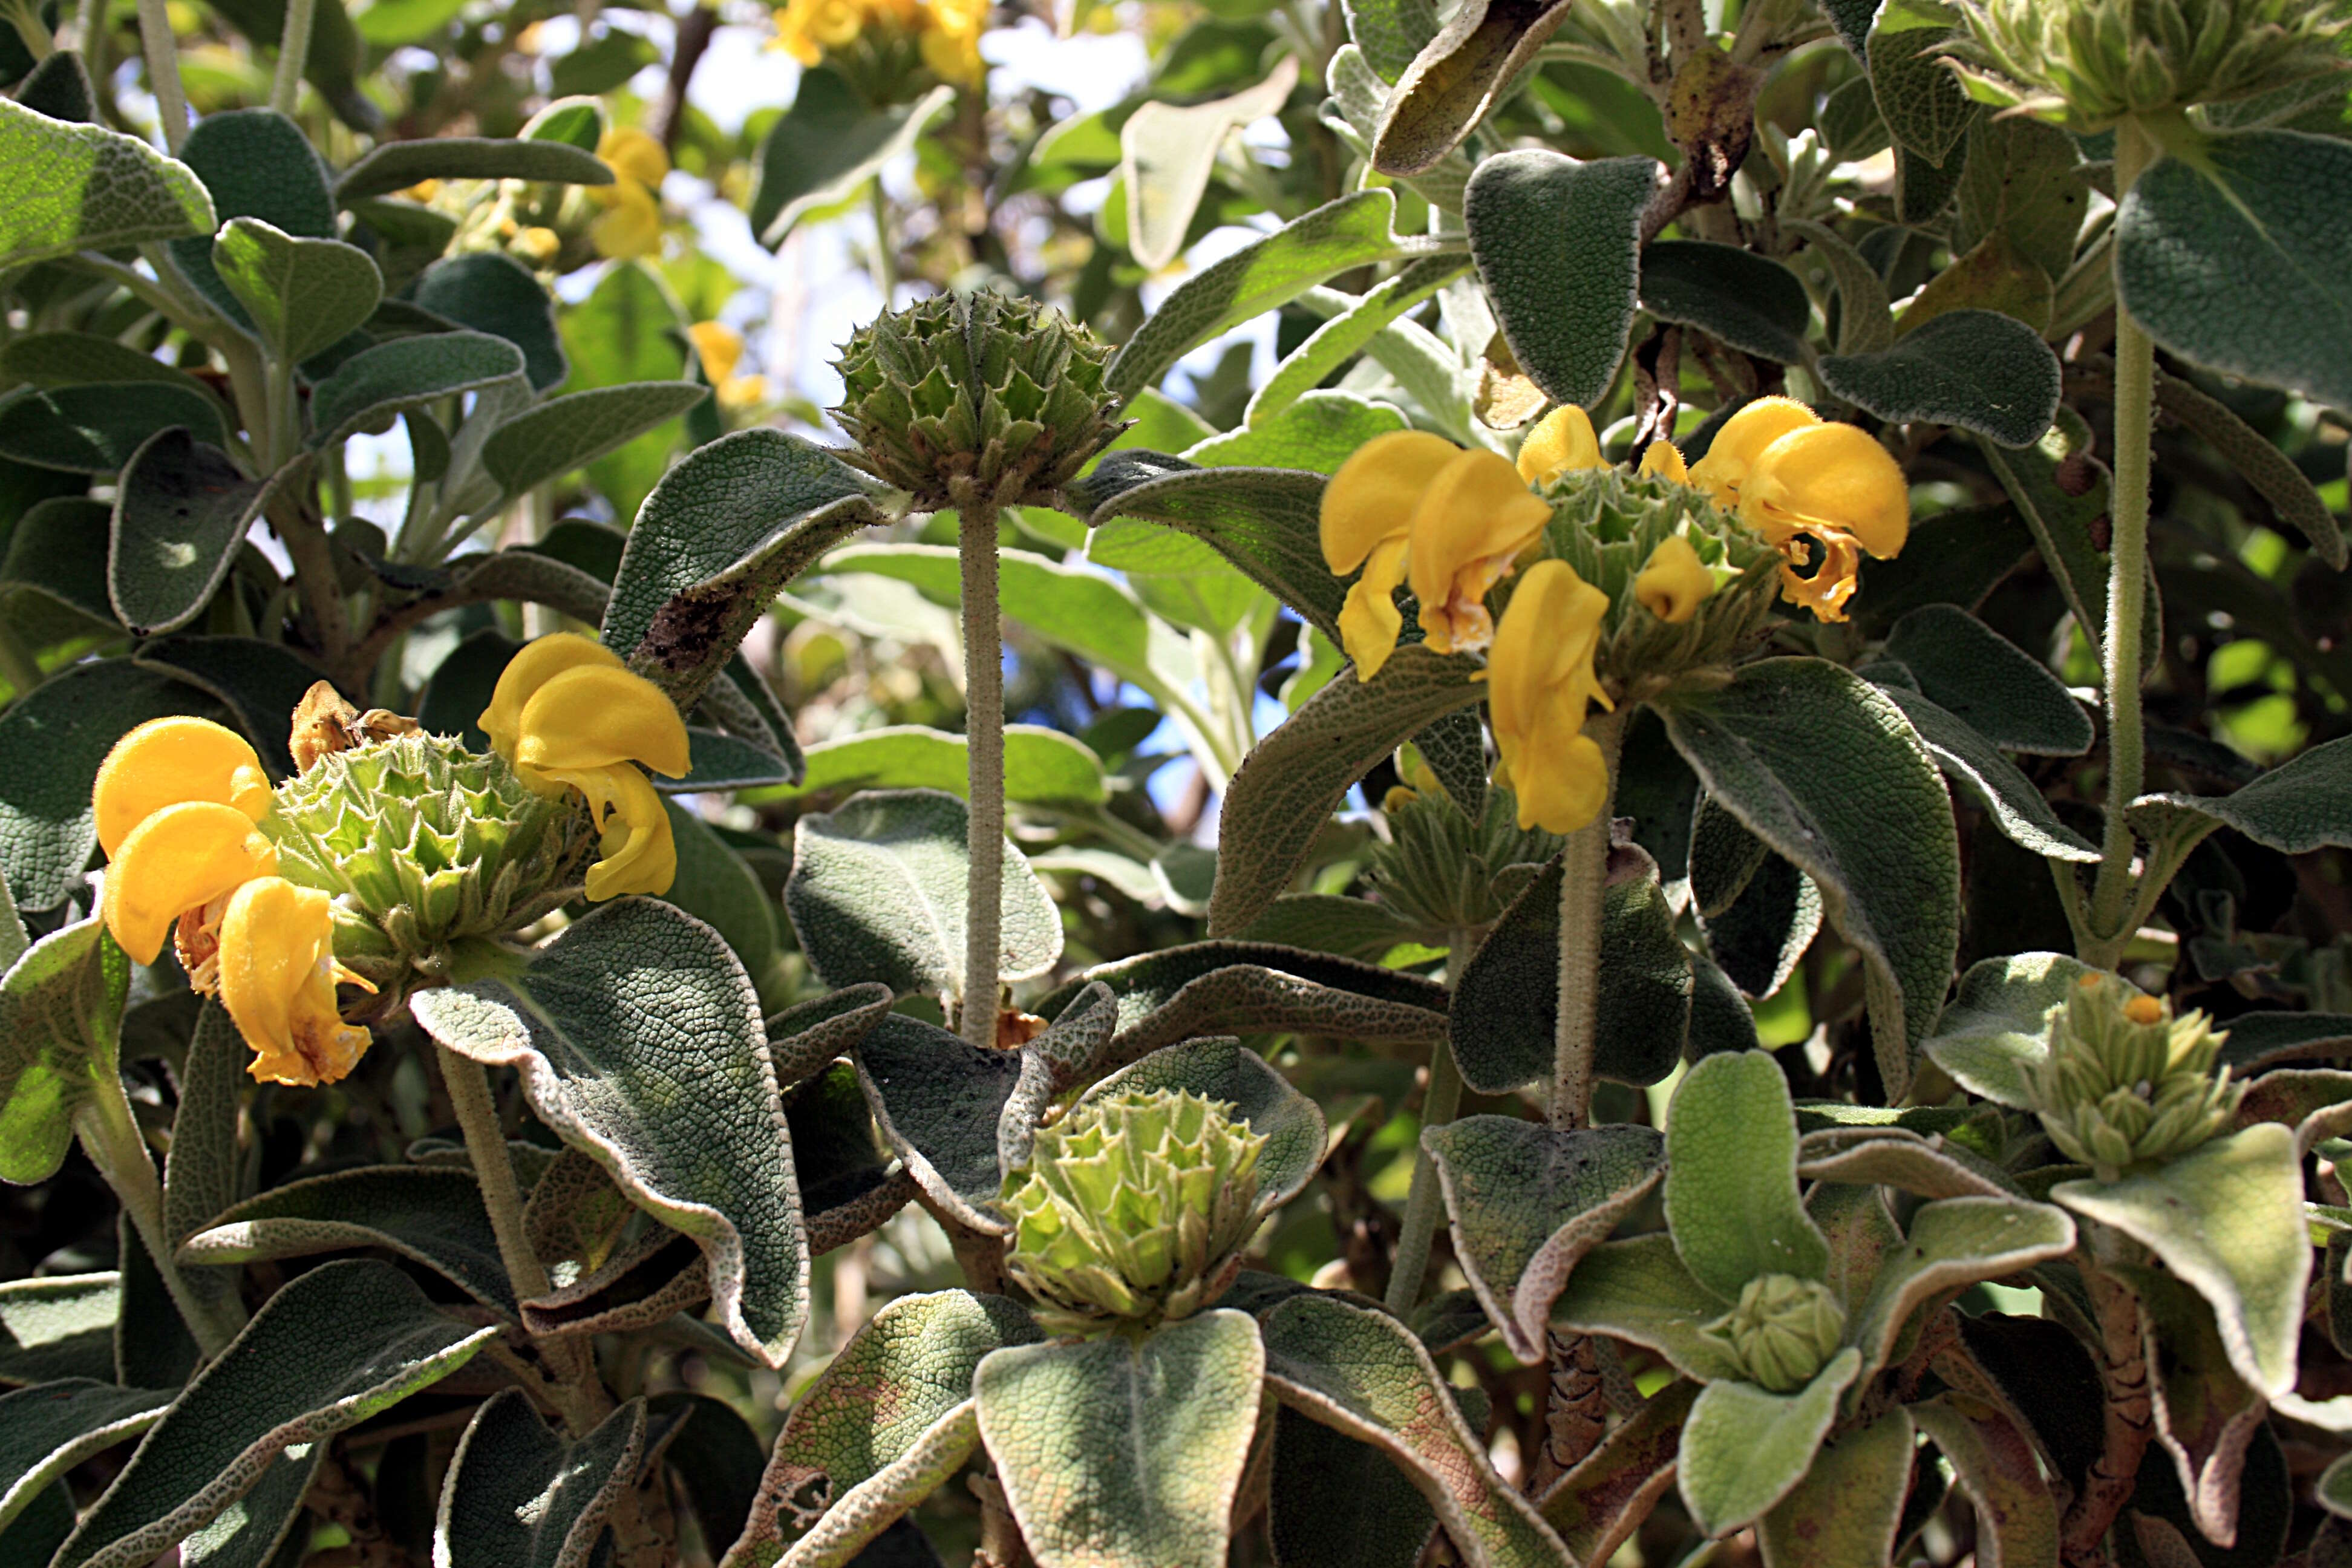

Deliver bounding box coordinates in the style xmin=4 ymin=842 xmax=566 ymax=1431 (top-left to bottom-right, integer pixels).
xmin=514 ymin=665 xmax=692 ymax=779
xmin=1638 ymin=440 xmax=1689 ymax=482
xmin=218 ymin=877 xmax=372 ymax=1087
xmin=1635 ymin=535 xmax=1713 ymax=624
xmin=1741 ymin=421 xmax=1910 ymax=561
xmin=479 ymin=633 xmax=628 ymax=762
xmin=1319 ymin=430 xmax=1462 ymax=573
xmin=596 ymin=126 xmax=671 ymax=191
xmin=93 ymin=716 xmax=271 ymax=857
xmin=1515 ymin=405 xmax=1604 ymax=486
xmin=1488 ymin=558 xmax=1609 ymax=743
xmin=1511 ymin=728 xmax=1610 ymax=835
xmin=590 ymin=182 xmax=662 ymax=260
xmin=1339 ymin=535 xmax=1409 ymax=682
xmin=103 ymin=802 xmax=278 ymax=965
xmin=1406 ymin=449 xmax=1553 ymax=655
xmin=546 ymin=764 xmax=678 ymax=900
xmin=1686 ymin=396 xmax=1818 ymax=507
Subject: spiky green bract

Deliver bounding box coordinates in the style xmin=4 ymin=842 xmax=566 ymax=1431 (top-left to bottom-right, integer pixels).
xmin=1701 ymin=1273 xmax=1847 ymax=1393
xmin=1526 ymin=466 xmax=1782 ymax=706
xmin=1001 ymin=1089 xmax=1267 ymax=1337
xmin=2025 ymin=974 xmax=2242 ymax=1181
xmin=1368 ymin=784 xmax=1561 ymax=937
xmin=831 ymin=291 xmax=1128 ymax=511
xmin=266 ymin=733 xmax=594 ymax=1009
xmin=1947 ymin=0 xmax=2347 ymax=129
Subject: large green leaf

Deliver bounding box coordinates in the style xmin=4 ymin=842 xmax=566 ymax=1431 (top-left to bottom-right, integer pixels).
xmin=2 ymin=496 xmax=118 ymax=632
xmin=1818 ymin=309 xmax=2061 ymax=448
xmin=750 ymin=71 xmax=953 ymax=246
xmin=552 ymin=261 xmax=688 ymax=524
xmin=1267 ymin=1406 xmax=1434 ymax=1568
xmin=1183 ymin=390 xmax=1406 ymax=477
xmin=1259 ymin=1293 xmax=1570 ymax=1567
xmin=1463 ymin=151 xmax=1659 ymax=408
xmin=0 ymin=915 xmax=126 ymax=1186
xmin=1978 ymin=423 xmax=2158 ymax=678
xmin=160 ymin=1001 xmax=241 ymax=1256
xmin=2132 ymin=733 xmax=2352 ymax=857
xmin=108 ymin=432 xmax=287 ymax=638
xmin=1369 ymin=0 xmax=1583 ymax=175
xmin=976 ymin=1310 xmax=1264 ymax=1568
xmin=2117 ymin=129 xmax=2352 ymax=411
xmin=784 ymin=788 xmax=1060 ymax=1000
xmin=1874 ymin=684 xmax=2099 ymax=863
xmin=1881 ymin=604 xmax=2089 ymax=754
xmin=1342 ymin=0 xmax=1437 ymax=80
xmin=413 ymin=252 xmax=566 ymax=391
xmin=1908 ymin=1395 xmax=2059 ymax=1568
xmin=0 ymin=384 xmax=227 ymax=474
xmin=0 ymin=98 xmax=213 ymax=268
xmin=336 ymin=137 xmax=612 ymax=202
xmin=1123 ymin=60 xmax=1299 ymax=271
xmin=1920 ymin=950 xmax=2091 ymax=1108
xmin=180 ymin=1165 xmax=514 ymax=1314
xmin=480 ymin=381 xmax=710 ymax=504
xmin=164 ymin=110 xmax=333 ymax=331
xmin=1105 ymin=191 xmax=1426 ymax=400
xmin=1846 ymin=1196 xmax=2073 ymax=1381
xmin=1641 ymin=242 xmax=1812 ymax=364
xmin=1244 ymin=256 xmax=1470 ymax=428
xmin=1077 ymin=457 xmax=1342 ymax=635
xmin=306 ymin=331 xmax=527 ymax=449
xmin=210 ymin=218 xmax=382 ymax=365
xmin=661 ymin=800 xmax=780 ymax=994
xmin=765 ymin=725 xmax=1105 ymax=808
xmin=1665 ymin=1051 xmax=1828 ymax=1299
xmin=175 ymin=1423 xmax=322 ymax=1567
xmin=1754 ymin=1409 xmax=1914 ymax=1568
xmin=602 ymin=429 xmax=884 ymax=709
xmin=1866 ymin=0 xmax=1972 ymax=167
xmin=2053 ymin=1125 xmax=2309 ymax=1397
xmin=1424 ymin=1118 xmax=1664 ymax=1362
xmin=0 ymin=1380 xmax=174 ymax=1537
xmin=438 ymin=1391 xmax=644 ymax=1568
xmin=1210 ymin=643 xmax=1485 ymax=935
xmin=1677 ymin=1348 xmax=1863 ymax=1537
xmin=408 ymin=898 xmax=811 ymax=1367
xmin=53 ymin=1260 xmax=495 ymax=1568
xmin=1659 ymin=658 xmax=1961 ymax=1099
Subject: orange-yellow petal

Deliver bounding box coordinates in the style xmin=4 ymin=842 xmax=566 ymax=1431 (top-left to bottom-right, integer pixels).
xmin=1515 ymin=405 xmax=1604 ymax=486
xmin=217 ymin=877 xmax=371 ymax=1087
xmin=544 ymin=763 xmax=678 ymax=900
xmin=1740 ymin=421 xmax=1910 ymax=561
xmin=590 ymin=181 xmax=662 ymax=260
xmin=1319 ymin=431 xmax=1462 ymax=574
xmin=1489 ymin=562 xmax=1614 ymax=834
xmin=93 ymin=716 xmax=272 ymax=857
xmin=1406 ymin=449 xmax=1553 ymax=655
xmin=103 ymin=802 xmax=278 ymax=965
xmin=479 ymin=633 xmax=628 ymax=763
xmin=1339 ymin=535 xmax=1409 ymax=681
xmin=595 ymin=126 xmax=671 ymax=193
xmin=689 ymin=321 xmax=745 ymax=388
xmin=1686 ymin=396 xmax=1818 ymax=508
xmin=1634 ymin=535 xmax=1713 ymax=624
xmin=1638 ymin=440 xmax=1689 ymax=482
xmin=514 ymin=665 xmax=692 ymax=779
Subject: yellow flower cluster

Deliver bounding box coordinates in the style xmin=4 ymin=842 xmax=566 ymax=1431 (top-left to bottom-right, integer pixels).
xmin=773 ymin=0 xmax=987 ymax=87
xmin=1686 ymin=397 xmax=1909 ymax=624
xmin=96 ymin=719 xmax=375 ymax=1088
xmin=479 ymin=635 xmax=691 ymax=901
xmin=590 ymin=126 xmax=670 ymax=261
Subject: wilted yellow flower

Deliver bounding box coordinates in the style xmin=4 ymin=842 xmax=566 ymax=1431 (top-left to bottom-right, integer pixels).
xmin=589 ymin=127 xmax=668 ymax=260
xmin=218 ymin=877 xmax=375 ymax=1088
xmin=1688 ymin=399 xmax=1908 ymax=624
xmin=1515 ymin=404 xmax=1604 ymax=487
xmin=1488 ymin=560 xmax=1614 ymax=834
xmin=1634 ymin=535 xmax=1713 ymax=624
xmin=479 ymin=633 xmax=689 ymax=900
xmin=1320 ymin=432 xmax=1550 ymax=680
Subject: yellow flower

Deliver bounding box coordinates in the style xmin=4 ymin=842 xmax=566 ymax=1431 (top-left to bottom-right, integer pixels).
xmin=102 ymin=802 xmax=279 ymax=967
xmin=94 ymin=716 xmax=271 ymax=859
xmin=218 ymin=877 xmax=375 ymax=1088
xmin=1638 ymin=440 xmax=1688 ymax=482
xmin=1488 ymin=560 xmax=1614 ymax=834
xmin=1515 ymin=405 xmax=1605 ymax=487
xmin=590 ymin=127 xmax=669 ymax=260
xmin=479 ymin=633 xmax=690 ymax=900
xmin=1687 ymin=399 xmax=1909 ymax=624
xmin=920 ymin=23 xmax=984 ymax=83
xmin=598 ymin=125 xmax=670 ymax=190
xmin=775 ymin=0 xmax=864 ymax=58
xmin=690 ymin=321 xmax=769 ymax=410
xmin=1320 ymin=432 xmax=1551 ymax=680
xmin=1634 ymin=535 xmax=1714 ymax=624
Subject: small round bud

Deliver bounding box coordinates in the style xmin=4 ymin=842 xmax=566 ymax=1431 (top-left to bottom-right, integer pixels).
xmin=1000 ymin=1089 xmax=1266 ymax=1336
xmin=2025 ymin=974 xmax=2241 ymax=1180
xmin=1703 ymin=1273 xmax=1846 ymax=1393
xmin=832 ymin=292 xmax=1128 ymax=511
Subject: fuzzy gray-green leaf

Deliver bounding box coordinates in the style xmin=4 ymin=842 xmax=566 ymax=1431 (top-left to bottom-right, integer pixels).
xmin=209 ymin=218 xmax=382 ymax=365
xmin=0 ymin=1380 xmax=174 ymax=1538
xmin=1819 ymin=309 xmax=2060 ymax=448
xmin=1677 ymin=1348 xmax=1861 ymax=1537
xmin=1665 ymin=1051 xmax=1829 ymax=1299
xmin=1464 ymin=151 xmax=1659 ymax=408
xmin=481 ymin=382 xmax=711 ymax=503
xmin=0 ymin=98 xmax=214 ymax=267
xmin=179 ymin=1166 xmax=513 ymax=1314
xmin=437 ymin=1392 xmax=644 ymax=1568
xmin=0 ymin=915 xmax=127 ymax=1187
xmin=335 ymin=136 xmax=612 ymax=202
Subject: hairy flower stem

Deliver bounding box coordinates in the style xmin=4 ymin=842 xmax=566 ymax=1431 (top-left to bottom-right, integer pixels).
xmin=1383 ymin=928 xmax=1472 ymax=1316
xmin=1550 ymin=710 xmax=1626 ymax=1132
xmin=134 ymin=0 xmax=189 ymax=151
xmin=78 ymin=1069 xmax=241 ymax=1356
xmin=270 ymin=0 xmax=316 ymax=114
xmin=959 ymin=498 xmax=1007 ymax=1050
xmin=2086 ymin=116 xmax=2158 ymax=968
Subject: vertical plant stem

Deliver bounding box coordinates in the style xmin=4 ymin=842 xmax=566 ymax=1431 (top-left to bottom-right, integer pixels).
xmin=77 ymin=1071 xmax=240 ymax=1356
xmin=959 ymin=498 xmax=1006 ymax=1050
xmin=134 ymin=0 xmax=189 ymax=152
xmin=1383 ymin=927 xmax=1472 ymax=1316
xmin=437 ymin=1046 xmax=549 ymax=1304
xmin=269 ymin=0 xmax=316 ymax=116
xmin=2086 ymin=114 xmax=2158 ymax=965
xmin=1550 ymin=710 xmax=1626 ymax=1131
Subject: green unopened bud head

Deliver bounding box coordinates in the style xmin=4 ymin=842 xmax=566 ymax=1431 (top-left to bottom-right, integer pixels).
xmin=1949 ymin=0 xmax=2347 ymax=129
xmin=1001 ymin=1089 xmax=1266 ymax=1335
xmin=2025 ymin=974 xmax=2241 ymax=1180
xmin=832 ymin=291 xmax=1128 ymax=511
xmin=1702 ymin=1273 xmax=1846 ymax=1393
xmin=265 ymin=733 xmax=595 ymax=1011
xmin=1368 ymin=776 xmax=1562 ymax=936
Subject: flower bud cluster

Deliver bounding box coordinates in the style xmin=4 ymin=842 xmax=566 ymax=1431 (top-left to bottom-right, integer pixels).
xmin=1702 ymin=1273 xmax=1847 ymax=1393
xmin=2026 ymin=975 xmax=2241 ymax=1180
xmin=1001 ymin=1089 xmax=1266 ymax=1336
xmin=1949 ymin=0 xmax=2345 ymax=128
xmin=1369 ymin=774 xmax=1561 ymax=936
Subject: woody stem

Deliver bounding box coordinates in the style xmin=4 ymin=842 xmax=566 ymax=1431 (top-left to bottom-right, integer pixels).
xmin=959 ymin=497 xmax=1006 ymax=1050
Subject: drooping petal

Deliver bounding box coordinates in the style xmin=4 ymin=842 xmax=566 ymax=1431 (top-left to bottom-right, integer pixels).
xmin=514 ymin=665 xmax=692 ymax=779
xmin=479 ymin=633 xmax=627 ymax=762
xmin=594 ymin=126 xmax=671 ymax=195
xmin=1638 ymin=440 xmax=1689 ymax=482
xmin=1740 ymin=421 xmax=1910 ymax=560
xmin=1513 ymin=727 xmax=1610 ymax=835
xmin=102 ymin=802 xmax=279 ymax=965
xmin=1406 ymin=449 xmax=1553 ymax=655
xmin=217 ymin=877 xmax=372 ymax=1087
xmin=544 ymin=763 xmax=678 ymax=900
xmin=1686 ymin=396 xmax=1818 ymax=507
xmin=94 ymin=716 xmax=272 ymax=857
xmin=1319 ymin=430 xmax=1462 ymax=573
xmin=1635 ymin=535 xmax=1714 ymax=624
xmin=1515 ymin=405 xmax=1604 ymax=486
xmin=1489 ymin=559 xmax=1613 ymax=835
xmin=1338 ymin=535 xmax=1410 ymax=681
